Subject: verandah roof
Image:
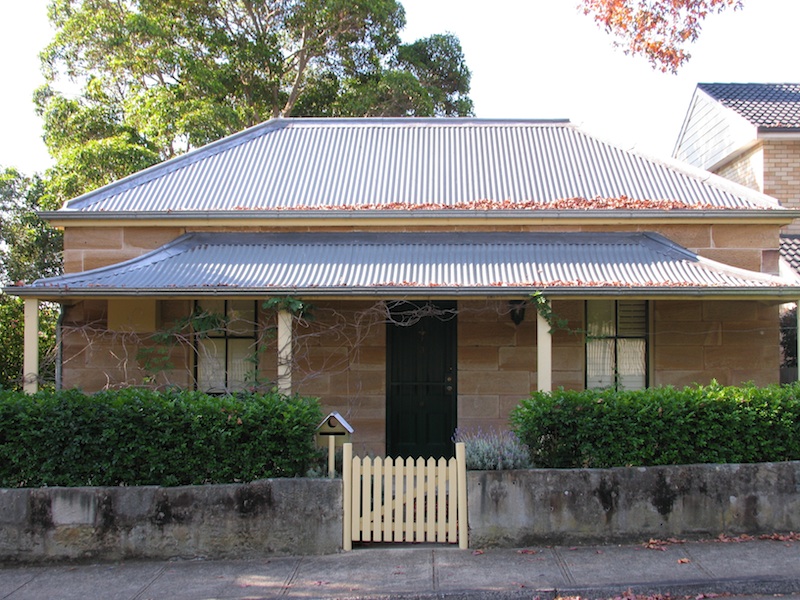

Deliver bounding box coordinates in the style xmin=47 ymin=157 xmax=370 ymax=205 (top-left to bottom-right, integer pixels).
xmin=9 ymin=231 xmax=800 ymax=299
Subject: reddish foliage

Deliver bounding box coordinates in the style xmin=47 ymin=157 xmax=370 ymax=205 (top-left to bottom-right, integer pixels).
xmin=234 ymin=196 xmax=736 ymax=212
xmin=581 ymin=0 xmax=743 ymax=73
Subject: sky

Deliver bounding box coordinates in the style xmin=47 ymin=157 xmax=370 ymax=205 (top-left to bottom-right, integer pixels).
xmin=2 ymin=0 xmax=800 ymax=175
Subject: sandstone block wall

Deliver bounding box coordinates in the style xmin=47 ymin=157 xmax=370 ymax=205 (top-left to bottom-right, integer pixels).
xmin=469 ymin=461 xmax=800 ymax=546
xmin=0 ymin=479 xmax=342 ymax=562
xmin=4 ymin=462 xmax=797 ymax=561
xmin=294 ymin=301 xmax=387 ymax=456
xmin=60 ymin=221 xmax=784 ymax=279
xmin=653 ymin=300 xmax=780 ymax=387
xmin=59 ymin=297 xmax=782 ymax=448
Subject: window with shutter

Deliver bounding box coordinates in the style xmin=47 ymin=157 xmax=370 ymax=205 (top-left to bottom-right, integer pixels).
xmin=586 ymin=299 xmax=648 ymax=391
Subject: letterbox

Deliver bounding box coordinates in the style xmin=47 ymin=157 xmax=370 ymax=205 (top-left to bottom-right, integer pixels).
xmin=315 ymin=411 xmax=354 ymax=477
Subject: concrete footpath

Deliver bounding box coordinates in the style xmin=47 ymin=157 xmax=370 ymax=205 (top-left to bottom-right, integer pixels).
xmin=1 ymin=537 xmax=799 ymax=600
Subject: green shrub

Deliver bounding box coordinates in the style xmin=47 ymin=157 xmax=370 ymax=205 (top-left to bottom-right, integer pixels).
xmin=0 ymin=388 xmax=322 ymax=487
xmin=510 ymin=382 xmax=800 ymax=469
xmin=453 ymin=428 xmax=533 ymax=470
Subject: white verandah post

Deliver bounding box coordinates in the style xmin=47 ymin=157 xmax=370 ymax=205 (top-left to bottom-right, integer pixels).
xmin=536 ymin=310 xmax=552 ymax=392
xmin=23 ymin=298 xmax=40 ymax=394
xmin=277 ymin=309 xmax=292 ymax=394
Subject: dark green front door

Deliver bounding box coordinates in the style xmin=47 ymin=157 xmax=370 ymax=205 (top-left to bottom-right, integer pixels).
xmin=386 ymin=301 xmax=457 ymax=458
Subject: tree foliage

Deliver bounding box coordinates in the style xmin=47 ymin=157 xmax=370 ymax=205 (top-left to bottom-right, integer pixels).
xmin=581 ymin=0 xmax=743 ymax=73
xmin=0 ymin=168 xmax=62 ymax=390
xmin=38 ymin=0 xmax=473 ymax=204
xmin=0 ymin=168 xmax=62 ymax=285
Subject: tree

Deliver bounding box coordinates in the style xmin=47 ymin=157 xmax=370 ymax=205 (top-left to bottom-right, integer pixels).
xmin=581 ymin=0 xmax=743 ymax=73
xmin=0 ymin=168 xmax=62 ymax=285
xmin=38 ymin=0 xmax=473 ymax=205
xmin=0 ymin=168 xmax=61 ymax=389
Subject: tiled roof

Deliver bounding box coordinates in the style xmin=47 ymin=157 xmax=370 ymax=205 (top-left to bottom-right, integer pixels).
xmin=56 ymin=118 xmax=779 ymax=214
xmin=699 ymin=83 xmax=800 ymax=129
xmin=780 ymin=234 xmax=800 ymax=274
xmin=15 ymin=231 xmax=799 ymax=298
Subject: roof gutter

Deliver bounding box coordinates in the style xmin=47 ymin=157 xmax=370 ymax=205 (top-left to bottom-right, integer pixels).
xmin=7 ymin=285 xmax=800 ymax=301
xmin=39 ymin=208 xmax=800 ymax=227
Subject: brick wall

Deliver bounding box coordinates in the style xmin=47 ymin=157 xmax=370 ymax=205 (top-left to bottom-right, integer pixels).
xmin=763 ymin=140 xmax=800 ymax=234
xmin=714 ymin=144 xmax=764 ymax=192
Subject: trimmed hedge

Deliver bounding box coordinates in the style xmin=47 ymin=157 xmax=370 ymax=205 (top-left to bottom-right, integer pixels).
xmin=510 ymin=383 xmax=800 ymax=468
xmin=0 ymin=388 xmax=322 ymax=487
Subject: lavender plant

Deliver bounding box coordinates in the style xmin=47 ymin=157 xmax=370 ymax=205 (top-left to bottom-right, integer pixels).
xmin=453 ymin=428 xmax=533 ymax=470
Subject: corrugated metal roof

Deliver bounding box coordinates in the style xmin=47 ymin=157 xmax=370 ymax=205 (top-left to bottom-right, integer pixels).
xmin=60 ymin=118 xmax=778 ymax=213
xmin=17 ymin=231 xmax=798 ymax=298
xmin=699 ymin=83 xmax=800 ymax=130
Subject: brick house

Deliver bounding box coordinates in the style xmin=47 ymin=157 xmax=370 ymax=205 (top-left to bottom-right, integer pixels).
xmin=674 ymin=83 xmax=800 ymax=377
xmin=673 ymin=82 xmax=800 ymax=237
xmin=7 ymin=118 xmax=800 ymax=457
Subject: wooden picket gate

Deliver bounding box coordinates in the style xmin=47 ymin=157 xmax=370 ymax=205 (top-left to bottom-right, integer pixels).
xmin=342 ymin=442 xmax=468 ymax=551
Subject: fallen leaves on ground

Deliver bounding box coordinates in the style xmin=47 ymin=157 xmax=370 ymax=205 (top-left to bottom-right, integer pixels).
xmin=555 ymin=591 xmax=726 ymax=600
xmin=759 ymin=531 xmax=800 ymax=542
xmin=643 ymin=537 xmax=686 ymax=551
xmin=712 ymin=533 xmax=754 ymax=543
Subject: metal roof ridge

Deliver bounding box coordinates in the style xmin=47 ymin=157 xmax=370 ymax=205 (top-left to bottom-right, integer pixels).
xmin=61 ymin=120 xmax=290 ymax=211
xmin=572 ymin=119 xmax=780 ymax=209
xmin=273 ymin=116 xmax=573 ymax=126
xmin=618 ymin=137 xmax=782 ymax=210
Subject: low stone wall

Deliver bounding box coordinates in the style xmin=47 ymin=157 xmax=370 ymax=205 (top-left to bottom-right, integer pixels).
xmin=5 ymin=463 xmax=800 ymax=561
xmin=468 ymin=462 xmax=800 ymax=547
xmin=0 ymin=479 xmax=342 ymax=563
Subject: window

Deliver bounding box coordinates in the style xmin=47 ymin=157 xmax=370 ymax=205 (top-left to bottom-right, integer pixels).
xmin=195 ymin=299 xmax=257 ymax=393
xmin=586 ymin=299 xmax=648 ymax=391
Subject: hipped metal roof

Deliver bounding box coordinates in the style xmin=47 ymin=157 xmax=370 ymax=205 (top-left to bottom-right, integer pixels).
xmin=13 ymin=232 xmax=800 ymax=299
xmin=54 ymin=118 xmax=781 ymax=215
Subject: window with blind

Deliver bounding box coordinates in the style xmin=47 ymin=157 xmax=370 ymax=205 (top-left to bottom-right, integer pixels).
xmin=586 ymin=299 xmax=648 ymax=391
xmin=195 ymin=299 xmax=257 ymax=394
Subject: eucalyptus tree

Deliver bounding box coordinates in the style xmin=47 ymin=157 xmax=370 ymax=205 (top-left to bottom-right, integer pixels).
xmin=38 ymin=0 xmax=473 ymax=202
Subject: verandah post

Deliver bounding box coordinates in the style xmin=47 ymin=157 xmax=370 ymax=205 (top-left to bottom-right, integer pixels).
xmin=23 ymin=298 xmax=40 ymax=395
xmin=277 ymin=309 xmax=292 ymax=394
xmin=536 ymin=310 xmax=553 ymax=392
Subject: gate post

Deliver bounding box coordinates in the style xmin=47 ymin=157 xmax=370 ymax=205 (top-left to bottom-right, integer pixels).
xmin=342 ymin=443 xmax=353 ymax=551
xmin=455 ymin=441 xmax=468 ymax=549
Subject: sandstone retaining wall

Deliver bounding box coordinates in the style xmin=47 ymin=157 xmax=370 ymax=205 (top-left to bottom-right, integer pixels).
xmin=3 ymin=462 xmax=800 ymax=562
xmin=468 ymin=462 xmax=800 ymax=547
xmin=0 ymin=479 xmax=341 ymax=563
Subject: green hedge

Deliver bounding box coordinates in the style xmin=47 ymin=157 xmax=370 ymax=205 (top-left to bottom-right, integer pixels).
xmin=0 ymin=388 xmax=322 ymax=487
xmin=510 ymin=383 xmax=800 ymax=468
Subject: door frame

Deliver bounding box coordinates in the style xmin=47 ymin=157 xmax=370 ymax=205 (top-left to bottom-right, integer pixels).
xmin=385 ymin=301 xmax=457 ymax=458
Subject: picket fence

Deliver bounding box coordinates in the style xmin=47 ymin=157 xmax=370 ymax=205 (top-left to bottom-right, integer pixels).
xmin=342 ymin=442 xmax=468 ymax=551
